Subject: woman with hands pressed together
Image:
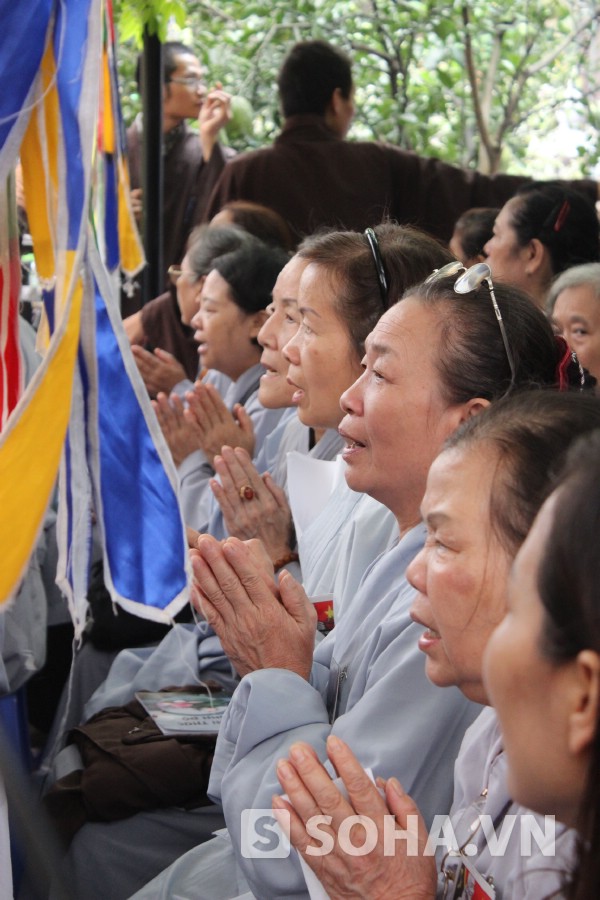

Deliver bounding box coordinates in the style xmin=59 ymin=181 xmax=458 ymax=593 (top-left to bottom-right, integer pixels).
xmin=274 ymin=390 xmax=600 ymax=900
xmin=205 ymin=224 xmax=448 ymax=576
xmin=129 ymin=224 xmax=248 ymax=398
xmin=148 ymin=262 xmax=582 ymax=900
xmin=153 ymin=237 xmax=289 ymax=529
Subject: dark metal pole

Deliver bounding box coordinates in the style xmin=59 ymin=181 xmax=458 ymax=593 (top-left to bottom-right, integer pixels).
xmin=140 ymin=31 xmax=163 ymax=305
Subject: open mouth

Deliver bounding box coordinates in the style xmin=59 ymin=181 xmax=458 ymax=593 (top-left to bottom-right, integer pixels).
xmin=339 ymin=427 xmax=366 ymax=450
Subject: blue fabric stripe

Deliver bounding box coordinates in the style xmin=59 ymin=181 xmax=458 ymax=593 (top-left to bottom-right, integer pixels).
xmin=0 ymin=0 xmax=52 ymax=153
xmin=93 ymin=279 xmax=187 ymax=609
xmin=104 ymin=153 xmax=119 ymax=271
xmin=54 ymin=0 xmax=92 ymax=249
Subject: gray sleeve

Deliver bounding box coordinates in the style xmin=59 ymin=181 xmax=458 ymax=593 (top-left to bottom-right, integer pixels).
xmin=209 ymin=626 xmax=477 ymax=898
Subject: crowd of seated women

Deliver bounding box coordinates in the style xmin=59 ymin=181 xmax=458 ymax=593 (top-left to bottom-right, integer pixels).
xmin=5 ymin=176 xmax=600 ymax=900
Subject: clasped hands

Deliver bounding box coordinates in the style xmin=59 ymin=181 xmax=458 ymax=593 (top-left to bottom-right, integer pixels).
xmin=153 ymin=381 xmax=255 ymax=467
xmin=188 ymin=532 xmax=316 ymax=679
xmin=132 ymin=345 xmax=187 ymax=397
xmin=210 ymin=444 xmax=294 ymax=564
xmin=272 ymin=737 xmax=437 ymax=900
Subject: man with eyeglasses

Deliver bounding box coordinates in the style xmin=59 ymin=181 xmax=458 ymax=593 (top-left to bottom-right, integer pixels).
xmin=125 ymin=41 xmax=233 ymax=312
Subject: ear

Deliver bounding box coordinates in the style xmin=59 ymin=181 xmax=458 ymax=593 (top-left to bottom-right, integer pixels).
xmin=330 ymin=87 xmax=344 ymax=115
xmin=248 ymin=309 xmax=269 ymax=341
xmin=568 ymin=649 xmax=600 ymax=756
xmin=462 ymin=397 xmax=490 ymax=421
xmin=524 ymin=238 xmax=547 ymax=276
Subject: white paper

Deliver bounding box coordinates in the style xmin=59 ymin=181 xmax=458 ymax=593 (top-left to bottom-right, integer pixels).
xmin=287 ymin=453 xmax=345 ymax=541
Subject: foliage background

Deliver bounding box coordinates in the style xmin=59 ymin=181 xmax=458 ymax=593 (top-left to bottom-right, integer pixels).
xmin=113 ymin=0 xmax=600 ymax=176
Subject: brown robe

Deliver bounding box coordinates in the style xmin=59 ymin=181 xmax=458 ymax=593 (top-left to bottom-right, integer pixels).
xmin=124 ymin=120 xmax=230 ymax=313
xmin=205 ymin=115 xmax=597 ymax=244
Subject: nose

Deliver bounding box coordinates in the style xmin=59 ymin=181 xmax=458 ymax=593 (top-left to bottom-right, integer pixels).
xmin=406 ymin=545 xmax=427 ymax=593
xmin=340 ymin=369 xmax=365 ymax=415
xmin=282 ymin=329 xmax=301 ymax=365
xmin=257 ymin=314 xmax=276 ymax=350
xmin=191 ymin=307 xmax=204 ymax=331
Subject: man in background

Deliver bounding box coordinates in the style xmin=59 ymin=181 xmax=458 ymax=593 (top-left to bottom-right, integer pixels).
xmin=125 ymin=41 xmax=232 ymax=313
xmin=205 ymin=40 xmax=597 ymax=244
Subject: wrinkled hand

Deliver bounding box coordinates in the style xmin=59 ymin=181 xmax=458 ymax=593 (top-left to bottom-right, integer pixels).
xmin=199 ymin=83 xmax=231 ymax=161
xmin=190 ymin=535 xmax=316 ymax=678
xmin=187 ymin=529 xmax=274 ymax=620
xmin=153 ymin=392 xmax=203 ymax=466
xmin=130 ymin=187 xmax=143 ymax=223
xmin=132 ymin=345 xmax=187 ymax=397
xmin=273 ymin=737 xmax=437 ymax=900
xmin=210 ymin=446 xmax=293 ymax=563
xmin=185 ymin=381 xmax=255 ymax=460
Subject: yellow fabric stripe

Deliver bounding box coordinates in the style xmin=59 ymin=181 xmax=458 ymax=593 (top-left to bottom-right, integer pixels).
xmin=117 ymin=157 xmax=144 ymax=275
xmin=20 ymin=42 xmax=59 ymax=284
xmin=0 ymin=251 xmax=82 ymax=605
xmin=102 ymin=49 xmax=115 ymax=154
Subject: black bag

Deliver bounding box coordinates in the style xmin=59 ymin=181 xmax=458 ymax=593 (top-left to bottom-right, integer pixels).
xmin=86 ymin=559 xmax=193 ymax=650
xmin=44 ymin=684 xmax=221 ymax=844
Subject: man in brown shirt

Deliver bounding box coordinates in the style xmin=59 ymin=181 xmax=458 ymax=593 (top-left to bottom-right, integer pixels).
xmin=205 ymin=40 xmax=597 ymax=244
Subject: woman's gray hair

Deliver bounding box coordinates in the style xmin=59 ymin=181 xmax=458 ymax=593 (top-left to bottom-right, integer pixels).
xmin=546 ymin=262 xmax=600 ymax=315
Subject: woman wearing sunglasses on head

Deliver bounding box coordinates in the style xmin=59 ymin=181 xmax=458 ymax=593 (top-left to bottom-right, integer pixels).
xmin=484 ymin=183 xmax=600 ymax=309
xmin=129 ymin=261 xmax=590 ymax=900
xmin=275 ymin=389 xmax=600 ymax=900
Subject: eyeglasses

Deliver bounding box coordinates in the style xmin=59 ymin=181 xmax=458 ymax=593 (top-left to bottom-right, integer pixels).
xmin=439 ymin=789 xmax=497 ymax=899
xmin=364 ymin=228 xmax=389 ymax=307
xmin=425 ymin=260 xmax=516 ymax=384
xmin=168 ymin=76 xmax=205 ymax=89
xmin=167 ymin=265 xmax=183 ymax=285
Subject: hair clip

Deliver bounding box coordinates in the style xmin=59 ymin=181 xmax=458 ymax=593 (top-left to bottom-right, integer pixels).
xmin=553 ymin=199 xmax=570 ymax=233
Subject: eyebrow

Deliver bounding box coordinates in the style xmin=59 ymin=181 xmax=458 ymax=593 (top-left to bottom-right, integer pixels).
xmin=365 ymin=337 xmax=394 ymax=357
xmin=298 ymin=305 xmax=320 ymax=317
xmin=423 ymin=510 xmax=451 ymax=529
xmin=561 ymin=314 xmax=590 ymax=325
xmin=281 ymin=298 xmax=299 ymax=308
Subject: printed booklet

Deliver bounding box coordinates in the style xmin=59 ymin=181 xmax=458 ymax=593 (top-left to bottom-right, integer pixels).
xmin=135 ymin=689 xmax=233 ymax=735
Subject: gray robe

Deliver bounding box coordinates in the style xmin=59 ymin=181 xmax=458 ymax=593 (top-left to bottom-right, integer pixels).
xmin=437 ymin=706 xmax=575 ymax=898
xmin=206 ymin=526 xmax=480 ymax=898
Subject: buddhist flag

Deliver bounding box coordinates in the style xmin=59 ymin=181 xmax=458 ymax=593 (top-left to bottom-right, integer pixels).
xmin=0 ymin=0 xmax=191 ymax=634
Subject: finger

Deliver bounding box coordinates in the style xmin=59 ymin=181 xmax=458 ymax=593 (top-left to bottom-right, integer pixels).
xmin=190 ymin=545 xmax=237 ymax=625
xmin=170 ymin=393 xmax=187 ymax=427
xmin=131 ymin=345 xmax=153 ymax=362
xmin=234 ymin=403 xmax=255 ymax=438
xmin=280 ymin=744 xmax=356 ymax=831
xmin=212 ymin=454 xmax=247 ymax=504
xmin=186 ymin=526 xmax=201 ymax=549
xmin=262 ymin=472 xmax=292 ymax=510
xmin=385 ymin=779 xmax=426 ymax=831
xmin=153 ymin=393 xmax=175 ymax=430
xmin=220 ymin=538 xmax=282 ymax=608
xmin=278 ymin=571 xmax=317 ymax=627
xmin=221 ymin=446 xmax=264 ymax=495
xmin=187 ymin=387 xmax=214 ymax=430
xmin=153 ymin=347 xmax=175 ymax=362
xmin=325 ymin=735 xmax=390 ymax=818
xmin=272 ymin=795 xmax=314 ymax=858
xmin=209 ymin=475 xmax=238 ymax=520
xmin=195 ymin=535 xmax=259 ymax=612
